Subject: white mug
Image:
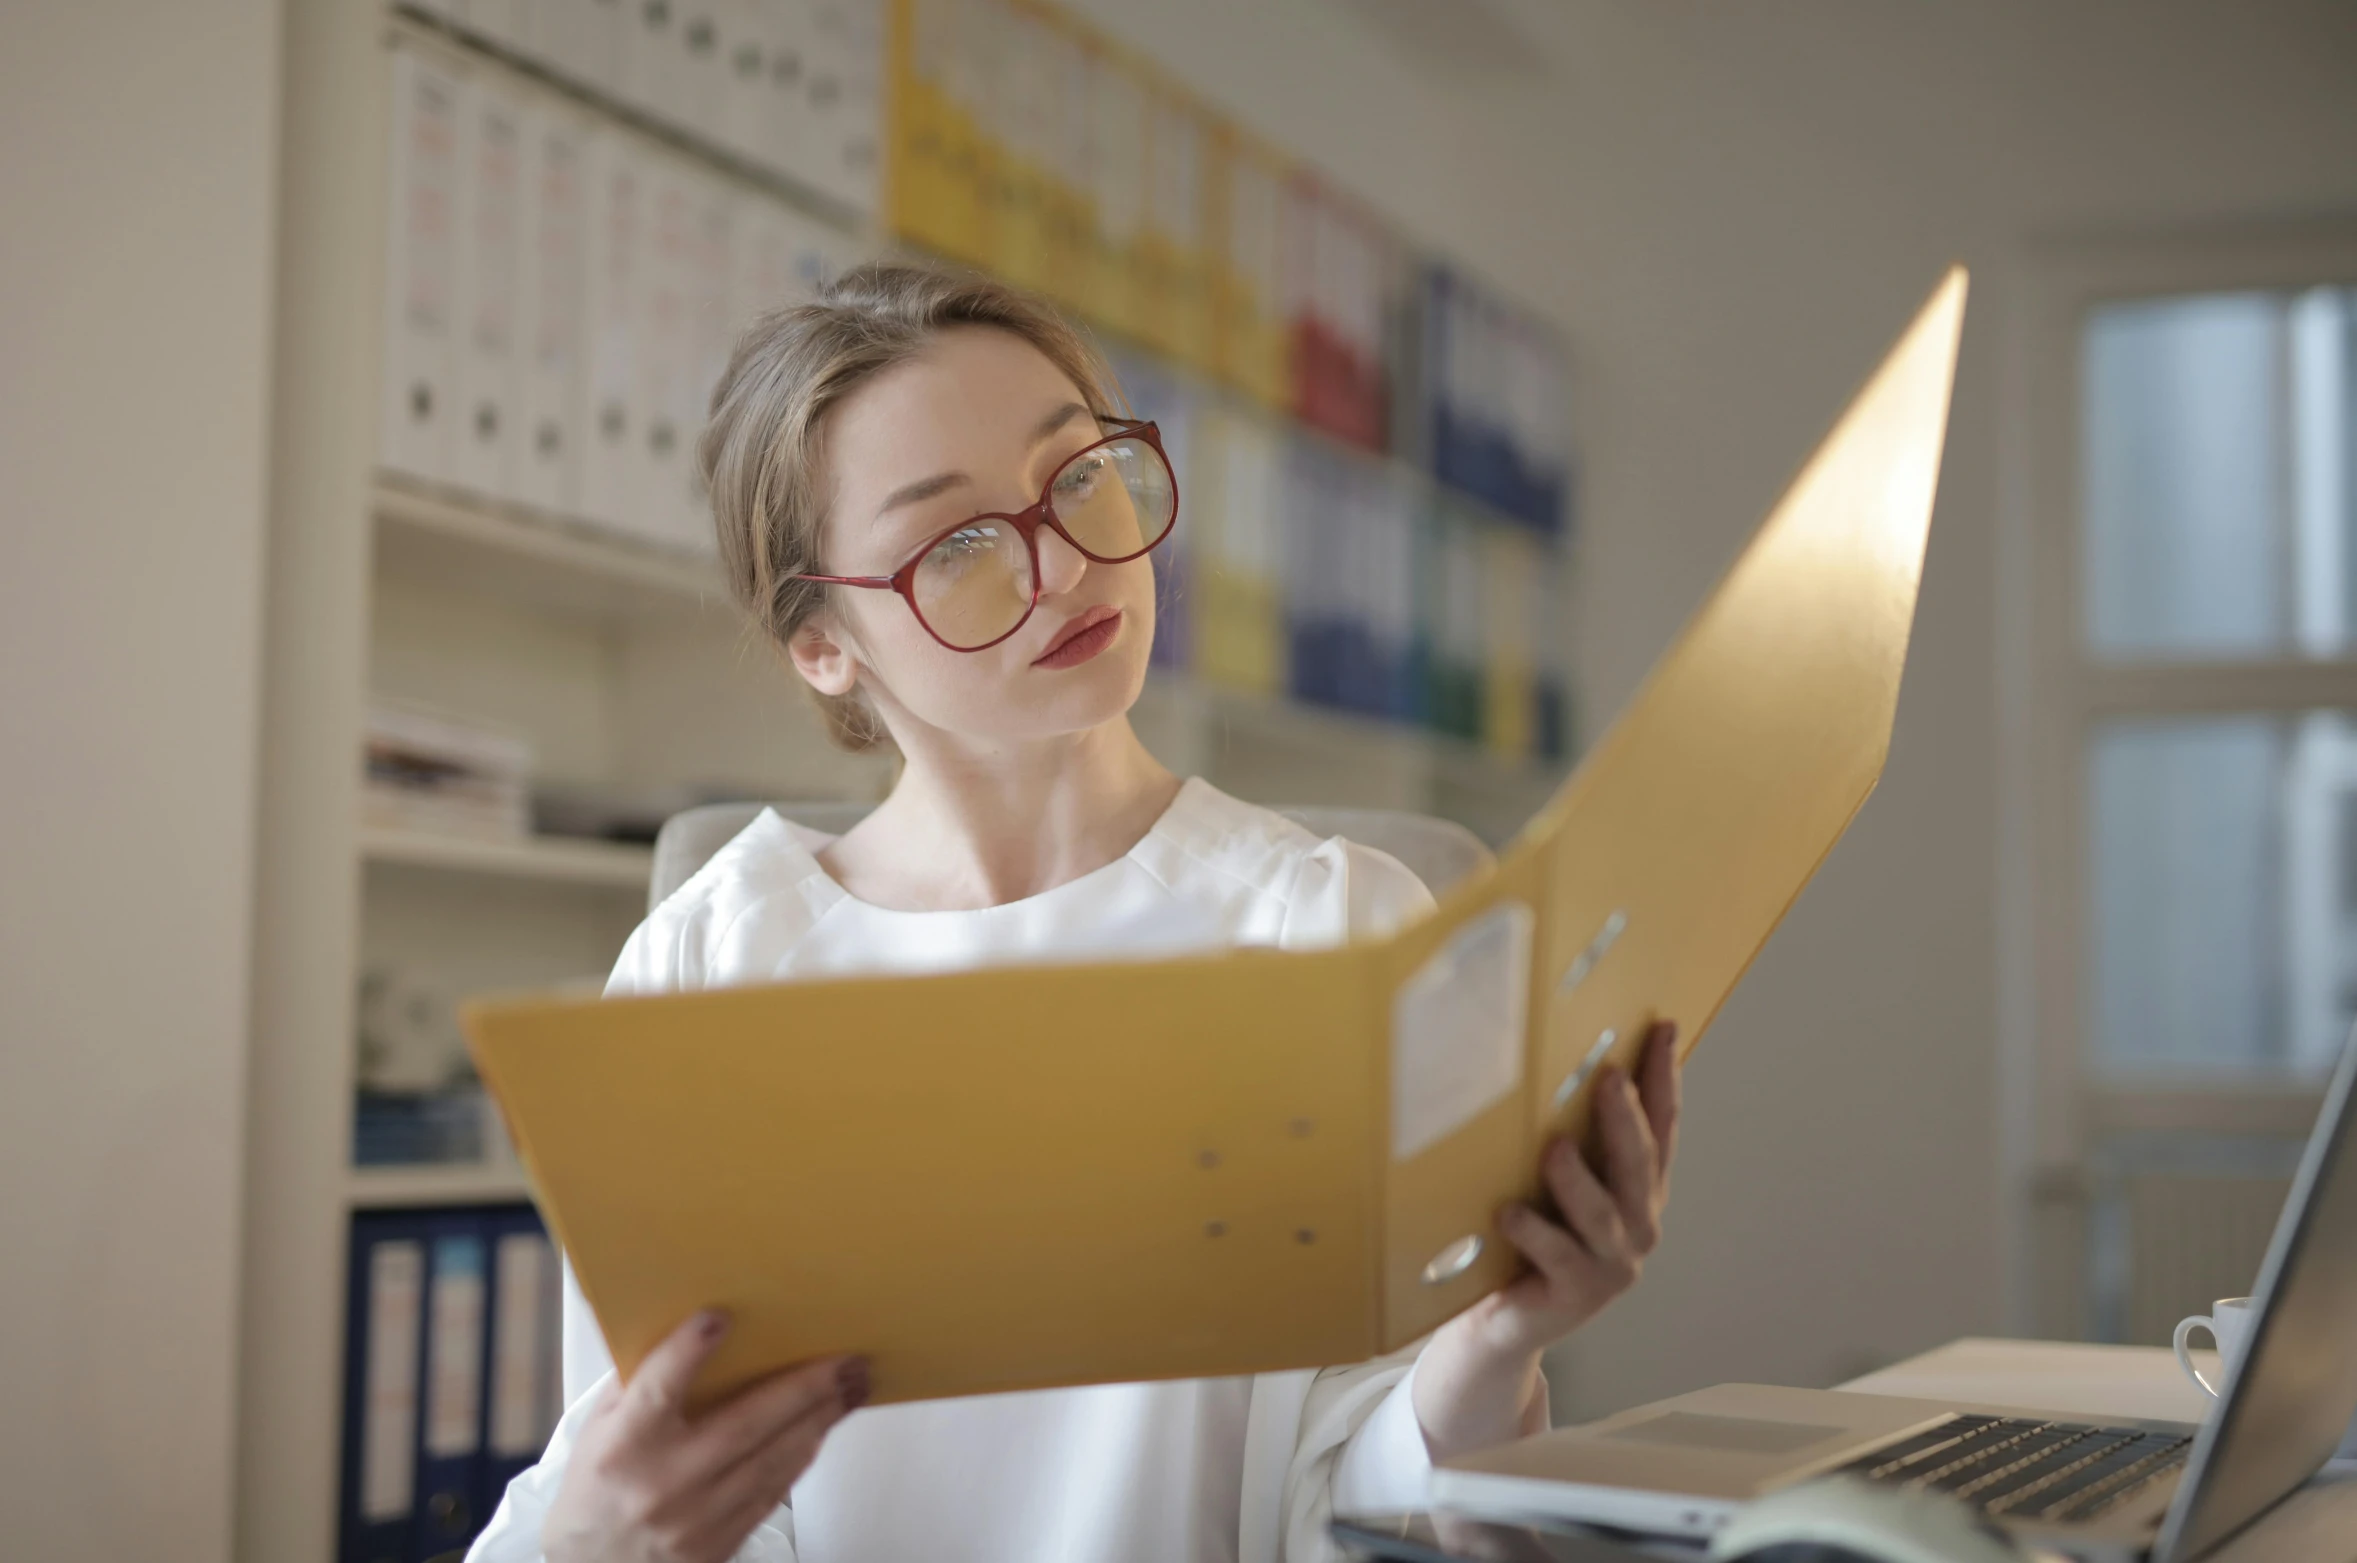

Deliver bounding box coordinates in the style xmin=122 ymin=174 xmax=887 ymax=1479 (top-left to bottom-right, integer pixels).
xmin=2172 ymin=1297 xmax=2255 ymax=1398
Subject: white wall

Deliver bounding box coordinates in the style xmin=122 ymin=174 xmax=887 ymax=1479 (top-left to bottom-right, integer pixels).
xmin=0 ymin=2 xmax=280 ymax=1557
xmin=1069 ymin=0 xmax=2357 ymax=1416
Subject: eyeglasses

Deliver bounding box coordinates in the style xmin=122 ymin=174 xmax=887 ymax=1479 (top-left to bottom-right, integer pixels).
xmin=795 ymin=418 xmax=1179 ymax=653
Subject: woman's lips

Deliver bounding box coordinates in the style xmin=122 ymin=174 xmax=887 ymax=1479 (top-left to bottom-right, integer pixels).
xmin=1033 ymin=606 xmax=1123 ymax=668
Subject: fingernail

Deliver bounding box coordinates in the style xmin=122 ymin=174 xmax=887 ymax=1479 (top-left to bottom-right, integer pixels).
xmin=837 ymin=1357 xmax=871 ymax=1410
xmin=697 ymin=1309 xmax=729 ymax=1340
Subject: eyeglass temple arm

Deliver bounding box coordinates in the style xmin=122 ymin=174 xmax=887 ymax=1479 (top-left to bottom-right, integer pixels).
xmin=788 ymin=421 xmax=1159 ymax=590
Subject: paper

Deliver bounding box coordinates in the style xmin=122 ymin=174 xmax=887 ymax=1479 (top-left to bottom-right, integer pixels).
xmin=1392 ymin=902 xmax=1532 ymax=1161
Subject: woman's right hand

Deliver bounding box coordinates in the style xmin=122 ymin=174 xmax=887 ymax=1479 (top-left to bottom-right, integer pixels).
xmin=544 ymin=1310 xmax=867 ymax=1563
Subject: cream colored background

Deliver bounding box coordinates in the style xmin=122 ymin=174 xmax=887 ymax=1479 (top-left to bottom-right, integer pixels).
xmin=0 ymin=0 xmax=281 ymax=1558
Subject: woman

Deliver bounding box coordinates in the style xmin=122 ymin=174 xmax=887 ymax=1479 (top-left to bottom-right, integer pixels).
xmin=470 ymin=263 xmax=1681 ymax=1563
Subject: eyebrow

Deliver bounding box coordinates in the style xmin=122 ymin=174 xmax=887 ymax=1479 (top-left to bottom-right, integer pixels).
xmin=871 ymin=401 xmax=1096 ymax=519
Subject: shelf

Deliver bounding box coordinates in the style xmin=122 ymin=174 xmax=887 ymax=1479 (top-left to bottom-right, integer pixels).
xmin=372 ymin=476 xmax=732 ymax=622
xmin=348 ymin=1160 xmax=533 ymax=1209
xmin=362 ymin=826 xmax=656 ymax=889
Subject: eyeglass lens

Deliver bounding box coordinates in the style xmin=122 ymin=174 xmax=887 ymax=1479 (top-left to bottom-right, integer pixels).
xmin=910 ymin=434 xmax=1176 ymax=649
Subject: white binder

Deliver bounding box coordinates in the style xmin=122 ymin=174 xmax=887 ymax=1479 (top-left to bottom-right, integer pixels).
xmin=516 ymin=96 xmax=589 ymax=516
xmin=675 ymin=0 xmax=732 ymax=145
xmin=379 ymin=48 xmax=464 ymax=487
xmin=634 ymin=155 xmax=694 ymax=550
xmin=454 ymin=76 xmax=526 ymax=502
xmin=730 ymin=193 xmax=834 ymax=324
xmin=620 ymin=0 xmax=687 ymax=128
xmin=717 ymin=0 xmax=776 ymax=168
xmin=801 ymin=0 xmax=881 ymax=213
xmin=580 ymin=128 xmax=646 ymax=539
xmin=761 ymin=0 xmax=814 ymax=184
xmin=671 ymin=172 xmax=737 ymax=554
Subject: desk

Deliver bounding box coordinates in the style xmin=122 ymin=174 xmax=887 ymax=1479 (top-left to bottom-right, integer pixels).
xmin=1335 ymin=1337 xmax=2357 ymax=1563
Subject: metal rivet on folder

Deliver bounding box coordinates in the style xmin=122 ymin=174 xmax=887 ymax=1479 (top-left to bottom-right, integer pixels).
xmin=1551 ymin=1028 xmax=1618 ymax=1110
xmin=1421 ymin=1235 xmax=1484 ymax=1285
xmin=1556 ymin=909 xmax=1630 ymax=996
xmin=1205 ymin=1221 xmax=1228 ymax=1238
xmin=1295 ymin=1228 xmax=1317 ymax=1245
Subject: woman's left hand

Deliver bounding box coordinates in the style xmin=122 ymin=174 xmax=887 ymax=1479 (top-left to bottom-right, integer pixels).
xmin=1412 ymin=1020 xmax=1684 ymax=1460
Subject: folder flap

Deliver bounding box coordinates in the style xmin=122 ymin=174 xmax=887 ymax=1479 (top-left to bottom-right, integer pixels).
xmin=469 ymin=939 xmax=1389 ymax=1409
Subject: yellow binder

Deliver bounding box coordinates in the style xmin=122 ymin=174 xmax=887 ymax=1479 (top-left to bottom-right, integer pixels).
xmin=466 ymin=269 xmax=1967 ymax=1411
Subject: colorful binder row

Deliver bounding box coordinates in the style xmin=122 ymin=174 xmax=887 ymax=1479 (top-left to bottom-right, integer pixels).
xmin=882 ymin=0 xmax=1575 ymax=538
xmin=342 ymin=1205 xmax=564 ymax=1563
xmin=379 ymin=38 xmax=866 ymax=553
xmin=1114 ymin=353 xmax=1572 ymax=763
xmin=1407 ymin=267 xmax=1575 ymax=538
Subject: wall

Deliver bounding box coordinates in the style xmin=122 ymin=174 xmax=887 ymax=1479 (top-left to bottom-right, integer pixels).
xmin=0 ymin=2 xmax=281 ymax=1558
xmin=1067 ymin=0 xmax=2357 ymax=1416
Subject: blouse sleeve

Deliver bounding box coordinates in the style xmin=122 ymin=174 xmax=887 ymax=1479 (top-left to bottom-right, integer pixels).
xmin=1266 ymin=1347 xmax=1432 ymax=1562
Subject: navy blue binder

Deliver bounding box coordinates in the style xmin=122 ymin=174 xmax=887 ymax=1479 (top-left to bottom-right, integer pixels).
xmin=481 ymin=1205 xmax=561 ymax=1517
xmin=413 ymin=1217 xmax=492 ymax=1563
xmin=340 ymin=1212 xmax=431 ymax=1563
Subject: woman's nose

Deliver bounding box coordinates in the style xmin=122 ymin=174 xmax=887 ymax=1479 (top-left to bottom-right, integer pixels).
xmin=1034 ymin=521 xmax=1089 ymax=597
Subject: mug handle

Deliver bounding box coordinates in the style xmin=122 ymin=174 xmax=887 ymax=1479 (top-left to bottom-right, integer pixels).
xmin=2174 ymin=1314 xmax=2222 ymax=1398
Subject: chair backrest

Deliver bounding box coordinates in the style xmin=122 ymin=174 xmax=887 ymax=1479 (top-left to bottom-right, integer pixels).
xmin=648 ymin=799 xmax=1494 ymax=912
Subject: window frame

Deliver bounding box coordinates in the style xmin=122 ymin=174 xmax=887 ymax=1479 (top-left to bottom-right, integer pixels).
xmin=2005 ymin=220 xmax=2357 ymax=1336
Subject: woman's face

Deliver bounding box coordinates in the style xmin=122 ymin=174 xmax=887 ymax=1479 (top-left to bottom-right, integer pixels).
xmin=795 ymin=326 xmax=1161 ymax=748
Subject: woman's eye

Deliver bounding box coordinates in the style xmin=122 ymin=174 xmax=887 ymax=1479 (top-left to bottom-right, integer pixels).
xmin=1052 ymin=453 xmax=1108 ymax=502
xmin=928 ymin=526 xmax=999 ymax=566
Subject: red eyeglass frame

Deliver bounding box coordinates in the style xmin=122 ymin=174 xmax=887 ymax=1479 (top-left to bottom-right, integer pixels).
xmin=793 ymin=417 xmax=1179 ymax=653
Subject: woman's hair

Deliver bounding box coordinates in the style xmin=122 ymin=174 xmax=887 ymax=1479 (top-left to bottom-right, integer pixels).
xmin=698 ymin=260 xmax=1125 ymax=751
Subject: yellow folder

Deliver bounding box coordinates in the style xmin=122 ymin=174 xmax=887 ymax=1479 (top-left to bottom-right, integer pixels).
xmin=465 ymin=269 xmax=1967 ymax=1411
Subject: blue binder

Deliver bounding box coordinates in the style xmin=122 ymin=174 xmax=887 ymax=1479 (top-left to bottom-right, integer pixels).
xmin=414 ymin=1217 xmax=492 ymax=1563
xmin=481 ymin=1206 xmax=562 ymax=1517
xmin=340 ymin=1212 xmax=431 ymax=1563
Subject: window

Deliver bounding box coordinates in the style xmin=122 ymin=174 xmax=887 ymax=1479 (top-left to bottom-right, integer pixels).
xmin=2078 ymin=287 xmax=2356 ymax=1084
xmin=2014 ymin=241 xmax=2357 ymax=1346
xmin=2083 ymin=288 xmax=2354 ymax=664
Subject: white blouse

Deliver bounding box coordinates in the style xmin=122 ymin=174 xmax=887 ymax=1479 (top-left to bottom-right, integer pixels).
xmin=470 ymin=777 xmax=1447 ymax=1563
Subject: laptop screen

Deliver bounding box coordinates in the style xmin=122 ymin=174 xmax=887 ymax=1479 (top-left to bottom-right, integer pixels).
xmin=2158 ymin=1031 xmax=2357 ymax=1560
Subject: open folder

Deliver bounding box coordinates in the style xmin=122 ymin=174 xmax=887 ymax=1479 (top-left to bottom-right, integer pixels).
xmin=466 ymin=268 xmax=1967 ymax=1410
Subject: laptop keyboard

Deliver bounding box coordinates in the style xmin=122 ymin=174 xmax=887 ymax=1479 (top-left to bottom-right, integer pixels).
xmin=1835 ymin=1414 xmax=2194 ymax=1524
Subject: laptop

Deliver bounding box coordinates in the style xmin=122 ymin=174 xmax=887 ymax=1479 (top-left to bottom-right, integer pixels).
xmin=1430 ymin=1031 xmax=2357 ymax=1561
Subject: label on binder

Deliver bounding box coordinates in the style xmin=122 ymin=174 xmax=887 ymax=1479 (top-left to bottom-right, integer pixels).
xmin=490 ymin=1233 xmax=553 ymax=1456
xmin=1390 ymin=902 xmax=1531 ymax=1161
xmin=425 ymin=1236 xmax=487 ymax=1457
xmin=361 ymin=1241 xmax=425 ymax=1521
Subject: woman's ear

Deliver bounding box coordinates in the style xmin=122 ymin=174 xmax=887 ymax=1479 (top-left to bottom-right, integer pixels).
xmin=786 ymin=615 xmax=863 ymax=698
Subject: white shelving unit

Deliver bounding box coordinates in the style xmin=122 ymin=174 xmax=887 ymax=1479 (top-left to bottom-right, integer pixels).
xmin=348 ymin=1160 xmax=535 ymax=1210
xmin=361 ymin=824 xmax=657 ymax=888
xmin=240 ymin=8 xmax=1570 ymax=1558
